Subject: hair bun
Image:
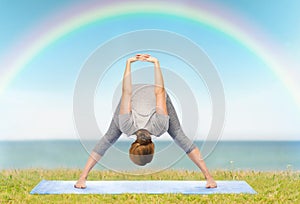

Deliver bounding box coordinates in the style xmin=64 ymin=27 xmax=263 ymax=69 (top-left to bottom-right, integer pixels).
xmin=135 ymin=129 xmax=152 ymax=145
xmin=137 ymin=135 xmax=151 ymax=145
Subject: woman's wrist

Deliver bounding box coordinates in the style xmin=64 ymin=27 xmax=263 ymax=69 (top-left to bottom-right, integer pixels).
xmin=127 ymin=58 xmax=134 ymax=63
xmin=148 ymin=58 xmax=158 ymax=64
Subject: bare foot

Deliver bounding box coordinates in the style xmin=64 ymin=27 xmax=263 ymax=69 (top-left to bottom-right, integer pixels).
xmin=206 ymin=178 xmax=217 ymax=188
xmin=74 ymin=178 xmax=86 ymax=189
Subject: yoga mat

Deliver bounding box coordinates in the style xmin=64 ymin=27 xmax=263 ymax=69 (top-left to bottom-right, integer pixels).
xmin=30 ymin=180 xmax=256 ymax=194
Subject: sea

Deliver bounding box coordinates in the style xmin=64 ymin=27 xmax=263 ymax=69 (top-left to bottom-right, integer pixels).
xmin=1 ymin=140 xmax=300 ymax=172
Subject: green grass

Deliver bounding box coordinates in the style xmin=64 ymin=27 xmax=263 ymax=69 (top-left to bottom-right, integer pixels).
xmin=1 ymin=169 xmax=299 ymax=203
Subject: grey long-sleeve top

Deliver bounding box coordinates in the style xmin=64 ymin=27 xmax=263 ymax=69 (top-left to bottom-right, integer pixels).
xmin=93 ymin=84 xmax=196 ymax=156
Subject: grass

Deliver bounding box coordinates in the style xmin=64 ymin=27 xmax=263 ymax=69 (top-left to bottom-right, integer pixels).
xmin=1 ymin=169 xmax=299 ymax=203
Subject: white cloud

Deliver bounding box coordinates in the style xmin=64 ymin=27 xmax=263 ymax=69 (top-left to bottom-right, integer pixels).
xmin=222 ymin=85 xmax=300 ymax=140
xmin=0 ymin=90 xmax=76 ymax=140
xmin=1 ymin=83 xmax=299 ymax=141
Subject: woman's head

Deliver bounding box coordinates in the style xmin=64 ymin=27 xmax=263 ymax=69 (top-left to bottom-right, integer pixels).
xmin=129 ymin=129 xmax=154 ymax=166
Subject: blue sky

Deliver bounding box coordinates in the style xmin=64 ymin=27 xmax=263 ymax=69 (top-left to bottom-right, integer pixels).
xmin=0 ymin=0 xmax=299 ymax=140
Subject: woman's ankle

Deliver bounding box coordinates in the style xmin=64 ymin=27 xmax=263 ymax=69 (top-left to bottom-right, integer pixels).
xmin=79 ymin=174 xmax=88 ymax=180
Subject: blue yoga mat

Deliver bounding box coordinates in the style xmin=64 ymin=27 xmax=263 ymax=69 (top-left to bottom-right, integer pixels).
xmin=30 ymin=180 xmax=256 ymax=194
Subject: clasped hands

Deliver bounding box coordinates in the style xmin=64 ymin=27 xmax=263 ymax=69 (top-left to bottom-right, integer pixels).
xmin=127 ymin=54 xmax=158 ymax=63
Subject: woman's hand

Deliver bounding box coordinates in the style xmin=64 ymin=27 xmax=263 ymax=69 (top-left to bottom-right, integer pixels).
xmin=143 ymin=54 xmax=158 ymax=63
xmin=127 ymin=54 xmax=139 ymax=63
xmin=127 ymin=54 xmax=144 ymax=63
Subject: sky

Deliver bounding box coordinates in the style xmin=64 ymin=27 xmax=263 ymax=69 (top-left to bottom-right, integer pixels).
xmin=0 ymin=0 xmax=300 ymax=141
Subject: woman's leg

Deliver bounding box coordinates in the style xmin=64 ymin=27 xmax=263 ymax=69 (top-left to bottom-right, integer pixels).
xmin=75 ymin=104 xmax=122 ymax=189
xmin=166 ymin=94 xmax=196 ymax=153
xmin=187 ymin=148 xmax=217 ymax=188
xmin=74 ymin=152 xmax=102 ymax=189
xmin=166 ymin=95 xmax=217 ymax=188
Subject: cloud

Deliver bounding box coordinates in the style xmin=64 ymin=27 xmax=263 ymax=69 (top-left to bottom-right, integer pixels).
xmin=1 ymin=81 xmax=299 ymax=141
xmin=0 ymin=90 xmax=75 ymax=140
xmin=222 ymin=85 xmax=300 ymax=140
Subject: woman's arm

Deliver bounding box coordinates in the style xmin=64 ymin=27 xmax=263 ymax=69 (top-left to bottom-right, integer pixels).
xmin=120 ymin=54 xmax=145 ymax=114
xmin=145 ymin=55 xmax=168 ymax=115
xmin=120 ymin=58 xmax=133 ymax=114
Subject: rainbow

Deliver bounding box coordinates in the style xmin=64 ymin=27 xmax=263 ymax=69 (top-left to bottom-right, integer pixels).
xmin=1 ymin=1 xmax=299 ymax=108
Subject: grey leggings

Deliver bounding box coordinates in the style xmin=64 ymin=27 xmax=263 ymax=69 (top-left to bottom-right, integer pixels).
xmin=93 ymin=94 xmax=196 ymax=156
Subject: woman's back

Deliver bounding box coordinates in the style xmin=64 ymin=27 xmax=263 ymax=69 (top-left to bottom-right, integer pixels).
xmin=119 ymin=84 xmax=169 ymax=136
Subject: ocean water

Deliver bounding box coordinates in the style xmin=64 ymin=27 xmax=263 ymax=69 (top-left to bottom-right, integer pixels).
xmin=1 ymin=140 xmax=300 ymax=171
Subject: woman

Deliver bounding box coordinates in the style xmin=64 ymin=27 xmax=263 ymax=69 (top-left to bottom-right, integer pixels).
xmin=75 ymin=54 xmax=217 ymax=189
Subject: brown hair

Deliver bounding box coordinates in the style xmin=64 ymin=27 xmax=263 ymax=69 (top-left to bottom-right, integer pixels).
xmin=129 ymin=129 xmax=154 ymax=166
